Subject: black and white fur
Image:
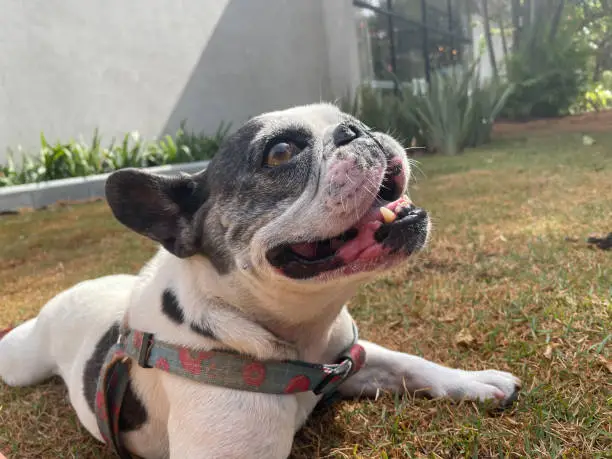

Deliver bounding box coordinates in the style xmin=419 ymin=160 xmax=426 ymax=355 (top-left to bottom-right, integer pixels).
xmin=0 ymin=104 xmax=520 ymax=458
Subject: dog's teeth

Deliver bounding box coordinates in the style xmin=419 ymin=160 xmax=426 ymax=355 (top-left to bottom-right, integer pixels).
xmin=380 ymin=207 xmax=396 ymax=224
xmin=399 ymin=196 xmax=412 ymax=206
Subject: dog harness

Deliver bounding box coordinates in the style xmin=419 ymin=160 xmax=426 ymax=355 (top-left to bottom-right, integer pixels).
xmin=95 ymin=321 xmax=366 ymax=458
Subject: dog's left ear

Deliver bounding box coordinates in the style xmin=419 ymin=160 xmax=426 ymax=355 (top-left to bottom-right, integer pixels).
xmin=105 ymin=168 xmax=207 ymax=258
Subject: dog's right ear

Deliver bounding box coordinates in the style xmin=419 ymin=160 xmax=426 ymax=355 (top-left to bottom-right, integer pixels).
xmin=105 ymin=168 xmax=208 ymax=258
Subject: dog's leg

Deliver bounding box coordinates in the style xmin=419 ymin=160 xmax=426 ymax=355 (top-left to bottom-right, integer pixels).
xmin=0 ymin=318 xmax=55 ymax=386
xmin=339 ymin=341 xmax=520 ymax=406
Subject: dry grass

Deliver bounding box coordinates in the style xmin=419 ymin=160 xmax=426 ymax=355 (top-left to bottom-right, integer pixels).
xmin=1 ymin=128 xmax=611 ymax=458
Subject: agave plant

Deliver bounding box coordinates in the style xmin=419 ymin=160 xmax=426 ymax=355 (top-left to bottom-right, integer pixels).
xmin=397 ymin=61 xmax=514 ymax=155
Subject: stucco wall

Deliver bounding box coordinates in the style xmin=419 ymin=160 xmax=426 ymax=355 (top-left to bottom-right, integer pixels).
xmin=0 ymin=0 xmax=360 ymax=163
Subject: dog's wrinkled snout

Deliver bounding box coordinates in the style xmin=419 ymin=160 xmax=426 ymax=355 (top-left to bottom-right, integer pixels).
xmin=324 ymin=158 xmax=385 ymax=215
xmin=328 ymin=160 xmax=366 ymax=193
xmin=332 ymin=122 xmax=363 ymax=147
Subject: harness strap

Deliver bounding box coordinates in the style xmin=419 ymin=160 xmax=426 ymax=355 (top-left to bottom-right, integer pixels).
xmin=95 ymin=345 xmax=139 ymax=459
xmin=0 ymin=326 xmax=14 ymax=340
xmin=95 ymin=320 xmax=365 ymax=458
xmin=121 ymin=325 xmax=365 ymax=396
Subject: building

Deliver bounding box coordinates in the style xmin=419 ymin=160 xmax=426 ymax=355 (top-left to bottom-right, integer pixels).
xmin=0 ymin=0 xmax=495 ymax=163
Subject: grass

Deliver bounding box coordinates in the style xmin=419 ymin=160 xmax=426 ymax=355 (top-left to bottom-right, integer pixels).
xmin=1 ymin=128 xmax=611 ymax=458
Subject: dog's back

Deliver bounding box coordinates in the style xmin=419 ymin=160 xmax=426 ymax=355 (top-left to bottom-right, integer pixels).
xmin=0 ymin=274 xmax=135 ymax=438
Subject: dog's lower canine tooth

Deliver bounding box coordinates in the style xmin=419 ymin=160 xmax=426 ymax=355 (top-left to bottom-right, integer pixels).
xmin=380 ymin=207 xmax=396 ymax=224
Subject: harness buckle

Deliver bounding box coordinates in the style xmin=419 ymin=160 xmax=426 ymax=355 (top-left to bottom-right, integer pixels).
xmin=313 ymin=357 xmax=354 ymax=395
xmin=136 ymin=332 xmax=154 ymax=368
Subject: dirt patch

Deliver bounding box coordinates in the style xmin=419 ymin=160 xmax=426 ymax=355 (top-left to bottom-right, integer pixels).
xmin=494 ymin=110 xmax=612 ymax=136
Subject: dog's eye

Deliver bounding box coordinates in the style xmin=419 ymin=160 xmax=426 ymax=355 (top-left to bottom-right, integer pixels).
xmin=264 ymin=142 xmax=300 ymax=167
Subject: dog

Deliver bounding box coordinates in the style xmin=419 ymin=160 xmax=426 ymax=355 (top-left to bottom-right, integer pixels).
xmin=0 ymin=103 xmax=520 ymax=458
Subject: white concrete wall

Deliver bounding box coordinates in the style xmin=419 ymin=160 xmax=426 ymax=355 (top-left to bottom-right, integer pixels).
xmin=323 ymin=0 xmax=362 ymax=102
xmin=0 ymin=0 xmax=360 ymax=163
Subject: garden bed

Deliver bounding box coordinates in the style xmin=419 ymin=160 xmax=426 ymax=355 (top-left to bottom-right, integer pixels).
xmin=494 ymin=109 xmax=612 ymax=136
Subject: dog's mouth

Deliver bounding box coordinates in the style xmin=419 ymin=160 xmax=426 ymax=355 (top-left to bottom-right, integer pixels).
xmin=266 ymin=173 xmax=429 ymax=280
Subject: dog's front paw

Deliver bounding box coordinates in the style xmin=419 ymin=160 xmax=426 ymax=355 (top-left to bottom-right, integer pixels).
xmin=429 ymin=369 xmax=521 ymax=408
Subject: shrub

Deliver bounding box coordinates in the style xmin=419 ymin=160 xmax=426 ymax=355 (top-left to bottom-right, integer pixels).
xmin=398 ymin=62 xmax=514 ymax=155
xmin=501 ymin=12 xmax=589 ymax=120
xmin=0 ymin=123 xmax=228 ymax=187
xmin=570 ymin=83 xmax=612 ymax=114
xmin=601 ymin=70 xmax=612 ymax=90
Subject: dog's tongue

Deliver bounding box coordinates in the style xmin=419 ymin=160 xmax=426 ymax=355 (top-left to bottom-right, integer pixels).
xmin=335 ymin=211 xmax=383 ymax=262
xmin=287 ymin=196 xmax=412 ymax=264
xmin=336 ymin=195 xmax=412 ymax=262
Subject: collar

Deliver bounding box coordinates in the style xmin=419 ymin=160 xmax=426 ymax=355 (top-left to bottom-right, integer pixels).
xmin=120 ymin=320 xmax=365 ymax=395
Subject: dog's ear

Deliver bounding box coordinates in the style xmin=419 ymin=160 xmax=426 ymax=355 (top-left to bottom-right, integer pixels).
xmin=105 ymin=168 xmax=207 ymax=258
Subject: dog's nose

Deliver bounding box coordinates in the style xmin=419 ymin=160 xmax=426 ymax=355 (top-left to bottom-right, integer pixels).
xmin=332 ymin=122 xmax=362 ymax=147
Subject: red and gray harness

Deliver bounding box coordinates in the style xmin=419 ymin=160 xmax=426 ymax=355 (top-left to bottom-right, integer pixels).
xmin=94 ymin=321 xmax=366 ymax=458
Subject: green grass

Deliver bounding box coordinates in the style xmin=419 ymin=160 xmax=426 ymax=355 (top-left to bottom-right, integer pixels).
xmin=1 ymin=130 xmax=611 ymax=458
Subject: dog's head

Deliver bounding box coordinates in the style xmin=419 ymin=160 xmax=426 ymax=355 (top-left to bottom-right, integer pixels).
xmin=106 ymin=103 xmax=430 ymax=287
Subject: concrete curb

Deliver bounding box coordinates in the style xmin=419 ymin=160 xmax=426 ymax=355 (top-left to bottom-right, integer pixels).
xmin=0 ymin=160 xmax=210 ymax=213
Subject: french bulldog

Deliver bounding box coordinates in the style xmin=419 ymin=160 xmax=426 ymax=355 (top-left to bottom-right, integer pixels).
xmin=0 ymin=103 xmax=520 ymax=458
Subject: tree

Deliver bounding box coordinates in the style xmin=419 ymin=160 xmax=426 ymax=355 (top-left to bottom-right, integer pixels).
xmin=572 ymin=0 xmax=612 ymax=81
xmin=511 ymin=0 xmax=521 ymax=49
xmin=501 ymin=0 xmax=590 ymax=119
xmin=481 ymin=0 xmax=498 ymax=78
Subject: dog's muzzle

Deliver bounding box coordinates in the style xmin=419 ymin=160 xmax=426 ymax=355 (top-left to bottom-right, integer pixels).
xmin=266 ymin=195 xmax=429 ymax=279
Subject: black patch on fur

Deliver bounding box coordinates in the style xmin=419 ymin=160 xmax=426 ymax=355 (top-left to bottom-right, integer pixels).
xmin=204 ymin=119 xmax=313 ymax=253
xmin=161 ymin=289 xmax=184 ymax=325
xmin=105 ymin=169 xmax=209 ymax=258
xmin=83 ymin=323 xmax=148 ymax=432
xmin=190 ymin=322 xmax=217 ymax=340
xmin=227 ymin=220 xmax=250 ymax=246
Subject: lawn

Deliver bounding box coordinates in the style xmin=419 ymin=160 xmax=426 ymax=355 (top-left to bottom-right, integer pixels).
xmin=0 ymin=126 xmax=611 ymax=458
